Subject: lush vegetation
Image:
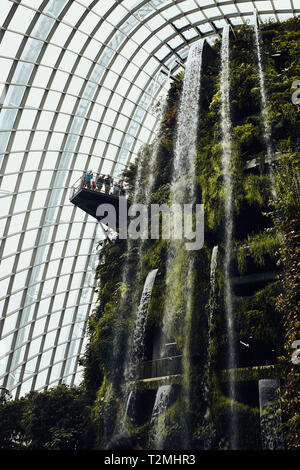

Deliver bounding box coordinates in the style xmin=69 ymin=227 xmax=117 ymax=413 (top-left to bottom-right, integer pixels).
xmin=0 ymin=384 xmax=94 ymax=449
xmin=0 ymin=18 xmax=299 ymax=450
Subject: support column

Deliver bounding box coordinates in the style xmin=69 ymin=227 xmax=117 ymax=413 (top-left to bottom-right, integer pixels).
xmin=258 ymin=379 xmax=284 ymax=450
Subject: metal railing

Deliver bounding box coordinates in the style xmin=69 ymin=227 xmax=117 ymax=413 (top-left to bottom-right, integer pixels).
xmin=70 ymin=174 xmax=129 ymax=200
xmin=133 ymin=355 xmax=183 ymax=380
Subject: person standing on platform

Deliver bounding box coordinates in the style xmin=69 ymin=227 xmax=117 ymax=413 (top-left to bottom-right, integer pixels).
xmin=96 ymin=174 xmax=104 ymax=192
xmin=85 ymin=170 xmax=93 ymax=189
xmin=104 ymin=174 xmax=113 ymax=194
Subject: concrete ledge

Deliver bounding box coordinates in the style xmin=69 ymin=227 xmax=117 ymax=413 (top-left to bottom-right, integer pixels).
xmin=231 ymin=270 xmax=279 ymax=285
xmin=126 ymin=365 xmax=283 ymax=391
xmin=127 ymin=374 xmax=182 ymax=391
xmin=219 ymin=365 xmax=283 ymax=383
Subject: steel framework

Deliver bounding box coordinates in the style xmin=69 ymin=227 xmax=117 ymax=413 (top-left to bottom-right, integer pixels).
xmin=0 ymin=0 xmax=299 ymax=398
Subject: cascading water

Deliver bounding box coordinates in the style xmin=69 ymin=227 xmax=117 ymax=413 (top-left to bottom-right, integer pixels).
xmin=157 ymin=39 xmax=205 ymax=450
xmin=253 ymin=10 xmax=275 ymax=194
xmin=163 ymin=39 xmax=205 ymax=335
xmin=203 ymin=246 xmax=218 ymax=449
xmin=172 ymin=39 xmax=205 ymax=203
xmin=128 ymin=268 xmax=159 ymax=375
xmin=148 ymin=385 xmax=172 ymax=450
xmin=120 ymin=390 xmax=133 ymax=432
xmin=208 ymin=246 xmax=218 ymax=356
xmin=120 ymin=268 xmax=158 ymax=431
xmin=220 ymin=24 xmax=238 ymax=449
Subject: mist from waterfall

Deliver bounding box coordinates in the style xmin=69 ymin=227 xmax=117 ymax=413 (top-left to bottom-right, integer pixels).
xmin=148 ymin=385 xmax=172 ymax=450
xmin=220 ymin=24 xmax=238 ymax=449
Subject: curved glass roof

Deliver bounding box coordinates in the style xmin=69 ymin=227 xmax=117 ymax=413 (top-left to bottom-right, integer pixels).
xmin=0 ymin=0 xmax=299 ymax=398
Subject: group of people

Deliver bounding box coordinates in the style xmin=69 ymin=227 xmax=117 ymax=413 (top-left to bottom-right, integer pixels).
xmin=81 ymin=170 xmax=126 ymax=196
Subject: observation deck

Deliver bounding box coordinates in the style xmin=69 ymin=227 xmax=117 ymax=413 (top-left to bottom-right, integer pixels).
xmin=69 ymin=176 xmax=130 ymax=229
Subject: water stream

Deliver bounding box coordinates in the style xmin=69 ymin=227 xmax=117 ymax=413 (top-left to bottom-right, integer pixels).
xmin=253 ymin=10 xmax=275 ymax=194
xmin=202 ymin=246 xmax=218 ymax=449
xmin=148 ymin=385 xmax=172 ymax=450
xmin=156 ymin=39 xmax=205 ymax=450
xmin=128 ymin=268 xmax=159 ymax=375
xmin=220 ymin=24 xmax=238 ymax=449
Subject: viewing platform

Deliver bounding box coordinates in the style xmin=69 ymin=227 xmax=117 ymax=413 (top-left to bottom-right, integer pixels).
xmin=69 ymin=176 xmax=130 ymax=228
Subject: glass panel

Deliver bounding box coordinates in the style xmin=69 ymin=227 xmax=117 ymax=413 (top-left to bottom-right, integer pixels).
xmin=51 ymin=22 xmax=73 ymax=47
xmin=20 ymin=171 xmax=38 ymax=192
xmin=59 ymin=50 xmax=78 ymax=73
xmin=63 ymin=2 xmax=86 ymax=25
xmin=1 ymin=174 xmax=18 ymax=193
xmin=32 ymin=317 xmax=47 ymax=339
xmin=49 ymin=362 xmax=62 ymax=382
xmin=59 ymin=325 xmax=71 ymax=343
xmin=0 ymin=1 xmax=12 ymax=21
xmin=51 ymin=292 xmax=66 ymax=312
xmin=35 ymin=369 xmax=48 ymax=390
xmin=25 ymin=357 xmax=38 ymax=375
xmin=1 ymin=314 xmax=17 ymax=337
xmin=19 ymin=377 xmax=33 ymax=396
xmin=2 ymin=233 xmax=20 ymax=257
xmin=68 ymin=31 xmax=87 ymax=54
xmin=39 ymin=349 xmax=53 ymax=369
xmin=48 ymin=311 xmax=61 ymax=331
xmin=25 ymin=87 xmax=44 ymax=108
xmin=43 ymin=329 xmax=57 ymax=350
xmin=56 ymin=274 xmax=69 ymax=293
xmin=30 ymin=131 xmax=48 ymax=151
xmin=28 ymin=337 xmax=43 ymax=358
xmin=43 ymin=90 xmax=62 ymax=111
xmin=11 ymin=131 xmax=31 ymax=152
xmin=0 ymin=31 xmax=23 ymax=57
xmin=36 ymin=298 xmax=51 ymax=318
xmin=54 ymin=343 xmax=66 ymax=362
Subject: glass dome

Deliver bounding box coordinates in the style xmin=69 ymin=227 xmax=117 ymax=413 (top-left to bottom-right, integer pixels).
xmin=0 ymin=0 xmax=299 ymax=398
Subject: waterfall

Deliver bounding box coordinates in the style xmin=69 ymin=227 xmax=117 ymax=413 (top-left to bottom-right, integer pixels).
xmin=148 ymin=385 xmax=172 ymax=450
xmin=207 ymin=246 xmax=219 ymax=385
xmin=172 ymin=39 xmax=204 ymax=203
xmin=120 ymin=390 xmax=133 ymax=432
xmin=253 ymin=10 xmax=275 ymax=192
xmin=120 ymin=268 xmax=158 ymax=431
xmin=202 ymin=246 xmax=218 ymax=449
xmin=156 ymin=39 xmax=204 ymax=450
xmin=163 ymin=39 xmax=204 ymax=335
xmin=220 ymin=24 xmax=238 ymax=449
xmin=128 ymin=268 xmax=159 ymax=375
xmin=208 ymin=246 xmax=218 ymax=355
